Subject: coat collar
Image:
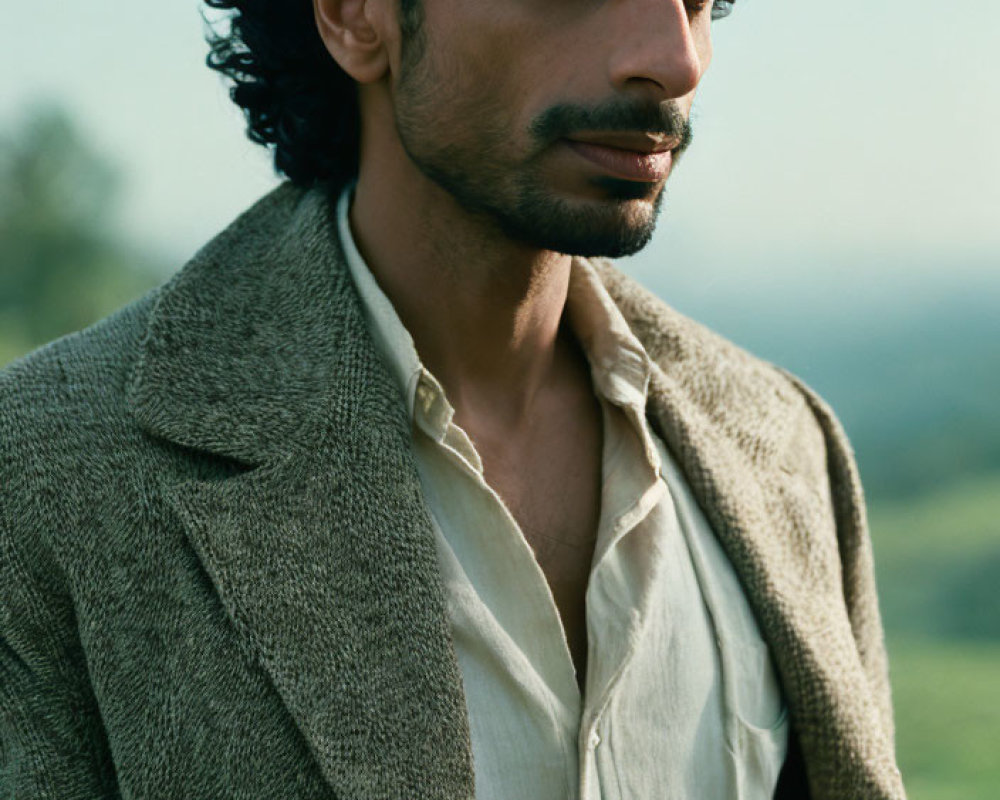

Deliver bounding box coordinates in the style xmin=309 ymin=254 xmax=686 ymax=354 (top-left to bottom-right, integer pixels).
xmin=129 ymin=183 xmax=901 ymax=800
xmin=130 ymin=183 xmax=475 ymax=799
xmin=130 ymin=183 xmax=373 ymax=466
xmin=596 ymin=263 xmax=904 ymax=799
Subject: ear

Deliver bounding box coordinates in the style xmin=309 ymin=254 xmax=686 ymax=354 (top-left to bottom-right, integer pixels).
xmin=313 ymin=0 xmax=390 ymax=84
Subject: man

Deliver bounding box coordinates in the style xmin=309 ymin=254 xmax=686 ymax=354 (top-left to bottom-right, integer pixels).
xmin=0 ymin=0 xmax=905 ymax=797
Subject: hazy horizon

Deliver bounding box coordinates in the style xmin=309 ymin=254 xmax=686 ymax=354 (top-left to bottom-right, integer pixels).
xmin=1 ymin=0 xmax=997 ymax=293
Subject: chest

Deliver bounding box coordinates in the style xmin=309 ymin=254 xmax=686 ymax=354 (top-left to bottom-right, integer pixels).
xmin=471 ymin=402 xmax=603 ymax=685
xmin=487 ymin=434 xmax=601 ymax=580
xmin=430 ymin=422 xmax=792 ymax=800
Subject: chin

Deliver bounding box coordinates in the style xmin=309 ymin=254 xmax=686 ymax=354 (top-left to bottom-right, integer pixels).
xmin=499 ymin=187 xmax=663 ymax=257
xmin=504 ymin=207 xmax=659 ymax=258
xmin=563 ymin=225 xmax=657 ymax=258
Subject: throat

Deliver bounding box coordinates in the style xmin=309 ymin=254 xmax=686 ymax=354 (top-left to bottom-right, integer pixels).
xmin=461 ymin=333 xmax=604 ymax=696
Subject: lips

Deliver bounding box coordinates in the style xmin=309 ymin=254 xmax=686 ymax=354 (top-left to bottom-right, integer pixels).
xmin=564 ymin=138 xmax=674 ymax=182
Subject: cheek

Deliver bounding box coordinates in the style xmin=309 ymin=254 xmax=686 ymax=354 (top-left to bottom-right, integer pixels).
xmin=414 ymin=0 xmax=590 ymax=135
xmin=395 ymin=44 xmax=517 ymax=166
xmin=406 ymin=42 xmax=526 ymax=153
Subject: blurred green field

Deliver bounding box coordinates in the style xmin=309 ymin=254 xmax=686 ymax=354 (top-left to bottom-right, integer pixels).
xmin=871 ymin=473 xmax=1000 ymax=560
xmin=889 ymin=638 xmax=1000 ymax=800
xmin=2 ymin=108 xmax=998 ymax=800
xmin=871 ymin=473 xmax=1000 ymax=643
xmin=870 ymin=474 xmax=1000 ymax=799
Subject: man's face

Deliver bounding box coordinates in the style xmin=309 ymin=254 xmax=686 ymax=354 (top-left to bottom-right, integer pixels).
xmin=392 ymin=0 xmax=714 ymax=257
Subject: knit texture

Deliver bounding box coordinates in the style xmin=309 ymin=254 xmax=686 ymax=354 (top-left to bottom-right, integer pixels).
xmin=0 ymin=182 xmax=905 ymax=799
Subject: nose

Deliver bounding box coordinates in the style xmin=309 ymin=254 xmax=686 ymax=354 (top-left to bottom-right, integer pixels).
xmin=607 ymin=0 xmax=706 ymax=99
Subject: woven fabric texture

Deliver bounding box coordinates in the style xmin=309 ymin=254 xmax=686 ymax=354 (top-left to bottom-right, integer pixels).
xmin=0 ymin=182 xmax=905 ymax=799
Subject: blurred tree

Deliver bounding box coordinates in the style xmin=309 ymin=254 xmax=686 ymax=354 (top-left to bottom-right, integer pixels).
xmin=0 ymin=106 xmax=161 ymax=364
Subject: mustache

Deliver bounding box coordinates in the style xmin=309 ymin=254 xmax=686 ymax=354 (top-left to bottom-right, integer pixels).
xmin=530 ymin=99 xmax=693 ymax=155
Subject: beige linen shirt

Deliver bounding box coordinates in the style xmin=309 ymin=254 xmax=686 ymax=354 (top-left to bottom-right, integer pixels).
xmin=337 ymin=187 xmax=788 ymax=800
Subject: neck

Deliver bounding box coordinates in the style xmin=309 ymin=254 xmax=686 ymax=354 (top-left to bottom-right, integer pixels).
xmin=349 ymin=118 xmax=576 ymax=428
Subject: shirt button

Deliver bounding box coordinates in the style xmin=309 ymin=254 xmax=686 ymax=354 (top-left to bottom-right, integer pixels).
xmin=588 ymin=730 xmax=601 ymax=749
xmin=416 ymin=382 xmax=434 ymax=413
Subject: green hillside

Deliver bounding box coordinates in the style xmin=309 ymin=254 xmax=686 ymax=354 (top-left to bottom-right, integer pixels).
xmin=870 ymin=473 xmax=1000 ymax=641
xmin=2 ymin=106 xmax=998 ymax=800
xmin=645 ymin=264 xmax=1000 ymax=504
xmin=889 ymin=638 xmax=1000 ymax=800
xmin=870 ymin=474 xmax=1000 ymax=798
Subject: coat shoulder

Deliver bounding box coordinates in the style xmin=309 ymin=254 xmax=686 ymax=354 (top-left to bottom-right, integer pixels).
xmin=0 ymin=291 xmax=161 ymax=557
xmin=0 ymin=185 xmax=310 ymax=484
xmin=595 ymin=260 xmax=841 ymax=473
xmin=596 ymin=259 xmax=795 ymax=390
xmin=1 ymin=288 xmax=157 ymax=451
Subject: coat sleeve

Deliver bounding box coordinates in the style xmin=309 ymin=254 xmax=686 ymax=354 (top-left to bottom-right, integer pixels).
xmin=779 ymin=370 xmax=897 ymax=748
xmin=1 ymin=419 xmax=119 ymax=798
xmin=0 ymin=528 xmax=119 ymax=799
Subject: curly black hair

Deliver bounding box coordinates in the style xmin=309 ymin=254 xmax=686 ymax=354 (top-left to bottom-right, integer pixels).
xmin=205 ymin=0 xmax=357 ymax=187
xmin=204 ymin=0 xmax=734 ymax=188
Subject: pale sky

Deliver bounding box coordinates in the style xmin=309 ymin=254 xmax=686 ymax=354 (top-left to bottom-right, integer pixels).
xmin=1 ymin=0 xmax=998 ymax=300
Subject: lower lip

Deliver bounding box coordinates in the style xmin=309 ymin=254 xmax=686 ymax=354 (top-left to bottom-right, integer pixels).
xmin=564 ymin=140 xmax=672 ymax=182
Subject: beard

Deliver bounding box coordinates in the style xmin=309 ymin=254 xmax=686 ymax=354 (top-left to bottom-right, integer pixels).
xmin=393 ymin=34 xmax=691 ymax=259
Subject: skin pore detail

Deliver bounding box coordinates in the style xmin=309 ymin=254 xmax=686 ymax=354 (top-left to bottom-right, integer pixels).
xmin=390 ymin=0 xmax=706 ymax=259
xmin=0 ymin=0 xmax=904 ymax=794
xmin=324 ymin=0 xmax=713 ymax=425
xmin=315 ymin=4 xmax=714 ymax=651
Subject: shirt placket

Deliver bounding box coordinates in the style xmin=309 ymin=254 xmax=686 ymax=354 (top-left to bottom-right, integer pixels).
xmin=578 ymin=400 xmax=668 ymax=800
xmin=414 ymin=373 xmax=585 ymax=775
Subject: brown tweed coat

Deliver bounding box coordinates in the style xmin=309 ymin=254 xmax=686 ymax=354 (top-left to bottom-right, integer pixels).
xmin=0 ymin=183 xmax=905 ymax=799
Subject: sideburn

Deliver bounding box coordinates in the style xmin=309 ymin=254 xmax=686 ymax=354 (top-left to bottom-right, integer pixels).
xmin=399 ymin=0 xmax=426 ymax=64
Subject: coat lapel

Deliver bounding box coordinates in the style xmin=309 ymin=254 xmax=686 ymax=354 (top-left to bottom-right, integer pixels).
xmin=599 ymin=264 xmax=902 ymax=799
xmin=129 ymin=184 xmax=474 ymax=799
xmin=129 ymin=181 xmax=899 ymax=799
